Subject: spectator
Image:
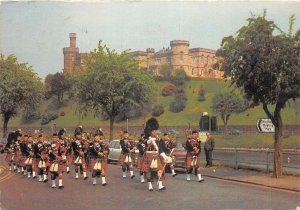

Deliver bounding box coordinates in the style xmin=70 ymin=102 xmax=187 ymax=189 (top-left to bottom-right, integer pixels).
xmin=204 ymin=132 xmax=215 ymax=167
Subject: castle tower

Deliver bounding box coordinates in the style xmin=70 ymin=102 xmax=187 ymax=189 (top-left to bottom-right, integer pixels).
xmin=63 ymin=33 xmax=79 ymax=74
xmin=170 ymin=40 xmax=190 ymax=74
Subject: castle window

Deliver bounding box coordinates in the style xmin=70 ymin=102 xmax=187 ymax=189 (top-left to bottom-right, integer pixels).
xmin=201 ymin=55 xmax=204 ymax=64
xmin=180 ymin=51 xmax=184 ymax=61
xmin=192 ymin=68 xmax=194 ymax=75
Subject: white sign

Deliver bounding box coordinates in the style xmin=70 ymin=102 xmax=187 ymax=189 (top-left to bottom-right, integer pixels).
xmin=256 ymin=119 xmax=275 ymax=133
xmin=198 ymin=132 xmax=207 ymax=142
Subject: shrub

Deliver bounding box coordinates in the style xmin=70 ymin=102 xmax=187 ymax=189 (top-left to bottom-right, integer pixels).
xmin=152 ymin=105 xmax=164 ymax=117
xmin=60 ymin=111 xmax=66 ymax=116
xmin=169 ymin=92 xmax=187 ymax=113
xmin=40 ymin=112 xmax=59 ymax=125
xmin=197 ymin=88 xmax=206 ymax=101
xmin=161 ymin=84 xmax=176 ymax=96
xmin=21 ymin=110 xmax=41 ymax=123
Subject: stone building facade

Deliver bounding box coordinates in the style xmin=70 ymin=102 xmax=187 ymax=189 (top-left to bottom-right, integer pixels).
xmin=131 ymin=40 xmax=223 ymax=79
xmin=63 ymin=34 xmax=223 ymax=79
xmin=63 ymin=33 xmax=87 ymax=74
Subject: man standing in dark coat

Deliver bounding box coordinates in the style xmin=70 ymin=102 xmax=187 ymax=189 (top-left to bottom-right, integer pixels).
xmin=204 ymin=132 xmax=215 ymax=167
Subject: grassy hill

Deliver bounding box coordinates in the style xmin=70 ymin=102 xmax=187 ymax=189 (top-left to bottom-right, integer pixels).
xmin=8 ymin=78 xmax=300 ymax=127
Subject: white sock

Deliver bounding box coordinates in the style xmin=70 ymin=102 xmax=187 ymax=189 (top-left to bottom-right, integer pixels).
xmin=148 ymin=182 xmax=153 ymax=190
xmin=158 ymin=181 xmax=164 ymax=189
xmin=9 ymin=166 xmax=12 ymax=171
xmin=43 ymin=174 xmax=48 ymax=180
xmin=27 ymin=172 xmax=31 ymax=178
xmin=122 ymin=172 xmax=126 ymax=178
xmin=21 ymin=167 xmax=24 ymax=172
xmin=13 ymin=165 xmax=17 ymax=170
xmin=75 ymin=173 xmax=79 ymax=179
xmin=66 ymin=166 xmax=70 ymax=172
xmin=172 ymin=169 xmax=176 ymax=175
xmin=52 ymin=180 xmax=56 ymax=187
xmin=38 ymin=175 xmax=42 ymax=182
xmin=130 ymin=171 xmax=134 ymax=176
xmin=140 ymin=175 xmax=145 ymax=183
xmin=59 ymin=179 xmax=63 ymax=187
xmin=23 ymin=171 xmax=27 ymax=176
xmin=83 ymin=172 xmax=87 ymax=178
xmin=17 ymin=168 xmax=21 ymax=173
xmin=32 ymin=171 xmax=36 ymax=177
xmin=93 ymin=178 xmax=97 ymax=185
xmin=187 ymin=174 xmax=191 ymax=181
xmin=102 ymin=177 xmax=106 ymax=184
xmin=198 ymin=174 xmax=203 ymax=180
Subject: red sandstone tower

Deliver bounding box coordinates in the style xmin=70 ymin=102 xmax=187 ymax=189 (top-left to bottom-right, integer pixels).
xmin=63 ymin=33 xmax=79 ymax=74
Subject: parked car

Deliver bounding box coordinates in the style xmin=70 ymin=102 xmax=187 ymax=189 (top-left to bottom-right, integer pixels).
xmin=228 ymin=129 xmax=241 ymax=135
xmin=172 ymin=142 xmax=187 ymax=169
xmin=108 ymin=140 xmax=139 ymax=163
xmin=167 ymin=129 xmax=179 ymax=135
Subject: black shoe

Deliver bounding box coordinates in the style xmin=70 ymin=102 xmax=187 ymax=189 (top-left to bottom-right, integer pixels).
xmin=148 ymin=188 xmax=153 ymax=191
xmin=59 ymin=185 xmax=64 ymax=189
xmin=102 ymin=183 xmax=107 ymax=186
xmin=84 ymin=176 xmax=88 ymax=180
xmin=172 ymin=173 xmax=177 ymax=177
xmin=44 ymin=178 xmax=48 ymax=183
xmin=198 ymin=179 xmax=204 ymax=183
xmin=33 ymin=176 xmax=36 ymax=179
xmin=67 ymin=171 xmax=70 ymax=174
xmin=159 ymin=186 xmax=166 ymax=191
xmin=131 ymin=175 xmax=135 ymax=179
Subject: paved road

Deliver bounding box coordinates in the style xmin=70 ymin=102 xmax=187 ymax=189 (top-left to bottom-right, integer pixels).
xmin=0 ymin=162 xmax=299 ymax=210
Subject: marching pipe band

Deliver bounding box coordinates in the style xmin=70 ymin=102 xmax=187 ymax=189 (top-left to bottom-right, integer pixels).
xmin=3 ymin=118 xmax=205 ymax=191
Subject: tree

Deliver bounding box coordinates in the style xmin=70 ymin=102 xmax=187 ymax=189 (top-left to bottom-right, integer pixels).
xmin=216 ymin=12 xmax=300 ymax=177
xmin=0 ymin=54 xmax=43 ymax=137
xmin=44 ymin=72 xmax=70 ymax=105
xmin=74 ymin=42 xmax=155 ymax=140
xmin=212 ymin=92 xmax=245 ymax=134
xmin=159 ymin=64 xmax=172 ymax=80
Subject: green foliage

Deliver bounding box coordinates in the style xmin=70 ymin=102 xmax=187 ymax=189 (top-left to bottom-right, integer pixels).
xmin=74 ymin=41 xmax=155 ymax=139
xmin=21 ymin=109 xmax=41 ymax=123
xmin=161 ymin=84 xmax=176 ymax=96
xmin=212 ymin=92 xmax=245 ymax=130
xmin=197 ymin=86 xmax=206 ymax=101
xmin=44 ymin=72 xmax=71 ymax=105
xmin=152 ymin=105 xmax=164 ymax=117
xmin=0 ymin=54 xmax=43 ymax=136
xmin=159 ymin=64 xmax=173 ymax=80
xmin=40 ymin=111 xmax=59 ymax=125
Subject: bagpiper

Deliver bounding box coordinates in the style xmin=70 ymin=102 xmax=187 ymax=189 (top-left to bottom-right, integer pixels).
xmin=88 ymin=130 xmax=109 ymax=186
xmin=24 ymin=135 xmax=36 ymax=179
xmin=33 ymin=134 xmax=48 ymax=182
xmin=136 ymin=133 xmax=146 ymax=183
xmin=185 ymin=130 xmax=204 ymax=182
xmin=141 ymin=118 xmax=167 ymax=191
xmin=4 ymin=132 xmax=17 ymax=171
xmin=159 ymin=133 xmax=177 ymax=177
xmin=72 ymin=127 xmax=88 ymax=180
xmin=48 ymin=133 xmax=66 ymax=189
xmin=58 ymin=129 xmax=72 ymax=174
xmin=118 ymin=131 xmax=136 ymax=179
xmin=19 ymin=134 xmax=29 ymax=175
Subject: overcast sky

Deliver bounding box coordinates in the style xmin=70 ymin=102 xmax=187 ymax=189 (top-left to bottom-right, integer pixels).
xmin=0 ymin=1 xmax=299 ymax=79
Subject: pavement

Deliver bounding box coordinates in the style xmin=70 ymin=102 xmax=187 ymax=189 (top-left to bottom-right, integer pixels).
xmin=201 ymin=165 xmax=300 ymax=193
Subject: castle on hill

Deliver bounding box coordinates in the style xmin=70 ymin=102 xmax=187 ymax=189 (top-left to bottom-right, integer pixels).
xmin=63 ymin=33 xmax=223 ymax=79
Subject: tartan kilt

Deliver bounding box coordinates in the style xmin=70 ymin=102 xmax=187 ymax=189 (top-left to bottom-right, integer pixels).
xmin=32 ymin=158 xmax=39 ymax=169
xmin=49 ymin=161 xmax=66 ymax=173
xmin=66 ymin=154 xmax=73 ymax=164
xmin=73 ymin=156 xmax=86 ymax=166
xmin=118 ymin=153 xmax=135 ymax=166
xmin=19 ymin=155 xmax=28 ymax=167
xmin=5 ymin=153 xmax=14 ymax=162
xmin=185 ymin=154 xmax=201 ymax=169
xmin=141 ymin=152 xmax=163 ymax=173
xmin=88 ymin=158 xmax=107 ymax=172
xmin=14 ymin=151 xmax=21 ymax=163
xmin=136 ymin=155 xmax=144 ymax=169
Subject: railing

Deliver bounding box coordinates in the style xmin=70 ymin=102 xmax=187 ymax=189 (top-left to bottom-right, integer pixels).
xmin=211 ymin=148 xmax=300 ymax=175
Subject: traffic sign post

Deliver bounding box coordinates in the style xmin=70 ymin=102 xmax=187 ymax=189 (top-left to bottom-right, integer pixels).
xmin=256 ymin=119 xmax=275 ymax=133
